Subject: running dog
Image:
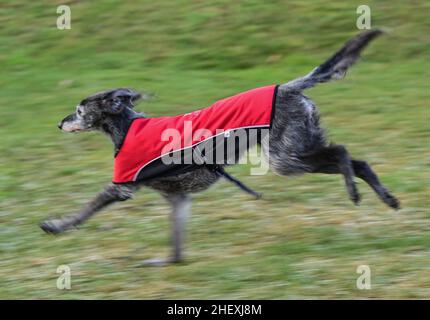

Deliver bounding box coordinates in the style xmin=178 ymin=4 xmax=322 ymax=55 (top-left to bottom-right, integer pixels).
xmin=41 ymin=30 xmax=399 ymax=266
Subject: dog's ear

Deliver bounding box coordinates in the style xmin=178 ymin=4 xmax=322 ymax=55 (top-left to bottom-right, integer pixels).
xmin=104 ymin=88 xmax=142 ymax=114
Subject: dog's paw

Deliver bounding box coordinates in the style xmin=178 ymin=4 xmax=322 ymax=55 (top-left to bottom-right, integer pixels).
xmin=40 ymin=219 xmax=67 ymax=235
xmin=381 ymin=191 xmax=401 ymax=210
xmin=349 ymin=185 xmax=361 ymax=205
xmin=346 ymin=182 xmax=361 ymax=206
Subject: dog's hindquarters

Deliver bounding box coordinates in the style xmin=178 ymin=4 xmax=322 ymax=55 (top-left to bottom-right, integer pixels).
xmin=265 ymin=30 xmax=399 ymax=209
xmin=265 ymin=29 xmax=385 ymax=175
xmin=264 ymin=89 xmax=327 ymax=176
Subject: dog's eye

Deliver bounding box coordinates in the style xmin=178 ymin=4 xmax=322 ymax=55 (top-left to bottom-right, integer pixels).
xmin=77 ymin=109 xmax=82 ymax=115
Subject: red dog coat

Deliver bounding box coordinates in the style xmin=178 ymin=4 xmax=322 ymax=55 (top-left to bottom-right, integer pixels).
xmin=113 ymin=85 xmax=278 ymax=184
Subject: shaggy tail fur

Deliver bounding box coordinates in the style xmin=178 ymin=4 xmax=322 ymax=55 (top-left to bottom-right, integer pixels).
xmin=283 ymin=29 xmax=384 ymax=91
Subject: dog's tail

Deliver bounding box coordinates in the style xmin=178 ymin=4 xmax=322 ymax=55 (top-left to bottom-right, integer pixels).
xmin=281 ymin=29 xmax=384 ymax=91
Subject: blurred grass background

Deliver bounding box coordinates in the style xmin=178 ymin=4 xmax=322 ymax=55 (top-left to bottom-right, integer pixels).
xmin=0 ymin=0 xmax=429 ymax=299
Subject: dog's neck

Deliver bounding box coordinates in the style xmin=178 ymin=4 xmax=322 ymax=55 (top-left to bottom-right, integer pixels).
xmin=101 ymin=108 xmax=144 ymax=154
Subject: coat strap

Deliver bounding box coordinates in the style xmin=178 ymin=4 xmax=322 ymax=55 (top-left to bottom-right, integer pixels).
xmin=214 ymin=166 xmax=262 ymax=199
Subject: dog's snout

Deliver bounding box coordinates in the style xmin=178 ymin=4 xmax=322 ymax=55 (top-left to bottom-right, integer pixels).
xmin=58 ymin=114 xmax=75 ymax=131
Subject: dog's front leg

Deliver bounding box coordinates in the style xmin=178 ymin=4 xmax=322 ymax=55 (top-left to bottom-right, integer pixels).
xmin=40 ymin=183 xmax=138 ymax=234
xmin=140 ymin=194 xmax=191 ymax=267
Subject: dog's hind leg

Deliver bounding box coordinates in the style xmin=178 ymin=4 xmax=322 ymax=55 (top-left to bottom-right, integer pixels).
xmin=300 ymin=144 xmax=360 ymax=205
xmin=300 ymin=146 xmax=399 ymax=209
xmin=139 ymin=193 xmax=191 ymax=267
xmin=352 ymin=160 xmax=400 ymax=209
xmin=40 ymin=183 xmax=138 ymax=234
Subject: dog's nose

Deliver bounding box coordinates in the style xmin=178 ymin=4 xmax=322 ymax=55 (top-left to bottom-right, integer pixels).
xmin=57 ymin=122 xmax=62 ymax=130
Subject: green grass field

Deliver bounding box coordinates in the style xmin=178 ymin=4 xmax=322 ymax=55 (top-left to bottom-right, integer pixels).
xmin=0 ymin=0 xmax=429 ymax=299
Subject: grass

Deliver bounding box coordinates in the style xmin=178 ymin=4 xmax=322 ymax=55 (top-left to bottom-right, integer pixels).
xmin=0 ymin=0 xmax=429 ymax=299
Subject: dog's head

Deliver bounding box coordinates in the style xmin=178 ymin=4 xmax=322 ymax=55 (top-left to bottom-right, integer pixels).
xmin=58 ymin=88 xmax=142 ymax=132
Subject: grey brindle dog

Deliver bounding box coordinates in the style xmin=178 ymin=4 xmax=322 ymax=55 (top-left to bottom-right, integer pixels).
xmin=41 ymin=30 xmax=399 ymax=266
